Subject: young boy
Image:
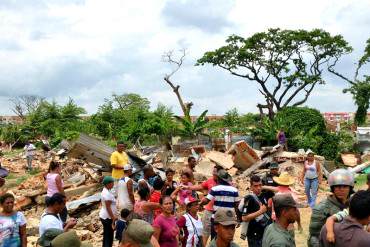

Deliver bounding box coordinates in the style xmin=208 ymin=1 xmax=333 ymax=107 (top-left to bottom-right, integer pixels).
xmin=150 ymin=177 xmax=165 ymax=218
xmin=115 ymin=208 xmax=130 ymax=243
xmin=162 ymin=168 xmax=178 ymax=196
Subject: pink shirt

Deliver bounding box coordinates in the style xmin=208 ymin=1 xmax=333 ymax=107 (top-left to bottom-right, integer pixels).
xmin=46 ymin=173 xmax=63 ymax=197
xmin=201 ymin=178 xmax=217 ymax=211
xmin=152 ymin=214 xmax=179 ymax=247
xmin=178 ymin=182 xmax=193 ymax=205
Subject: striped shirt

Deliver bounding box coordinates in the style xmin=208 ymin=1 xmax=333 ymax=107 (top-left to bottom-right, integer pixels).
xmin=207 ymin=185 xmax=239 ymax=213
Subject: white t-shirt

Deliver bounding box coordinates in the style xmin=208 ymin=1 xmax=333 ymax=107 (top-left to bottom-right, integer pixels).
xmin=39 ymin=212 xmax=63 ymax=236
xmin=184 ymin=214 xmax=203 ymax=247
xmin=117 ymin=177 xmax=133 ymax=210
xmin=24 ymin=144 xmax=36 ymax=157
xmin=99 ymin=187 xmax=117 ymax=219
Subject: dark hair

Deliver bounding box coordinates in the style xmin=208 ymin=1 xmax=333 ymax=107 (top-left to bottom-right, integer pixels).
xmin=349 ymin=190 xmax=370 ymax=220
xmin=188 ymin=156 xmax=196 ymax=162
xmin=159 ymin=196 xmax=173 ymax=205
xmin=46 ymin=193 xmax=66 ymax=207
xmin=181 ymin=171 xmax=192 ymax=179
xmin=138 ymin=187 xmax=150 ymax=200
xmin=165 ymin=168 xmax=175 ymax=175
xmin=48 ymin=161 xmax=60 ymax=172
xmin=250 ymin=175 xmax=261 ymax=185
xmin=0 ymin=193 xmax=15 ymax=204
xmin=143 ymin=165 xmax=153 ymax=174
xmin=120 ymin=208 xmax=131 ymax=219
xmin=117 ymin=141 xmax=126 ymax=146
xmin=274 ymin=206 xmax=285 ymax=218
xmin=153 ymin=177 xmax=165 ymax=190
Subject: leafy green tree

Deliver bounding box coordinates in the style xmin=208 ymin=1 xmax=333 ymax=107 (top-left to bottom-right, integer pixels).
xmin=174 ymin=109 xmax=208 ymax=138
xmin=329 ymin=38 xmax=370 ymax=125
xmin=197 ymin=28 xmax=352 ymax=119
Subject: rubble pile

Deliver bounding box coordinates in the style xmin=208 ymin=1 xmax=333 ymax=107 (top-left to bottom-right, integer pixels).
xmin=2 ymin=133 xmax=370 ymax=247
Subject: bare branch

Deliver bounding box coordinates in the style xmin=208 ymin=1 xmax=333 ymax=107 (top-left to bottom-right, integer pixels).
xmin=328 ymin=56 xmax=355 ymax=85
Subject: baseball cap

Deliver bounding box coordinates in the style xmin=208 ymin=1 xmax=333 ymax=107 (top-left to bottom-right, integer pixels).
xmin=38 ymin=228 xmax=64 ymax=246
xmin=124 ymin=164 xmax=133 ymax=171
xmin=125 ymin=219 xmax=154 ymax=247
xmin=102 ymin=176 xmax=114 ymax=185
xmin=273 ymin=194 xmax=297 ymax=209
xmin=51 ymin=230 xmax=92 ymax=247
xmin=217 ymin=169 xmax=232 ymax=183
xmin=184 ymin=196 xmax=199 ymax=206
xmin=214 ymin=208 xmax=237 ymax=226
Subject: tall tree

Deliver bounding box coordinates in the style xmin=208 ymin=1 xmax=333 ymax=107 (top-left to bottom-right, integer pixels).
xmin=329 ymin=38 xmax=370 ymax=125
xmin=10 ymin=95 xmax=44 ymax=119
xmin=197 ymin=28 xmax=352 ymax=119
xmin=162 ymin=49 xmax=193 ymax=116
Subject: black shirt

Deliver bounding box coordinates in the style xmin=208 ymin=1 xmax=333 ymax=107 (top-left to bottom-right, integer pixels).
xmin=243 ymin=193 xmax=271 ymax=239
xmin=262 ymin=173 xmax=279 ymax=200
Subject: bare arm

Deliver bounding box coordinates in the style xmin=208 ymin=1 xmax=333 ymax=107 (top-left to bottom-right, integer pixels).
xmin=186 ymin=184 xmax=204 ymax=191
xmin=111 ymin=164 xmax=123 ymax=170
xmin=242 ymin=203 xmax=266 ymax=222
xmin=317 ymin=162 xmax=323 ymax=184
xmin=300 ymin=164 xmax=306 ymax=184
xmin=262 ymin=185 xmax=279 ymax=192
xmin=105 ymin=200 xmax=117 ymax=222
xmin=20 ymin=224 xmax=27 ymax=247
xmin=325 ymin=215 xmax=337 ymax=243
xmin=142 ymin=201 xmax=161 ymax=211
xmin=153 ymin=227 xmax=161 ymax=242
xmin=55 ymin=175 xmax=65 ymax=195
xmin=127 ymin=179 xmax=135 ymax=205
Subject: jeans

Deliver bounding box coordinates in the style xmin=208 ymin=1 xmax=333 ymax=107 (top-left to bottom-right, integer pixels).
xmin=26 ymin=156 xmax=33 ymax=170
xmin=305 ymin=177 xmax=319 ymax=208
xmin=248 ymin=237 xmax=262 ymax=247
xmin=100 ymin=218 xmax=114 ymax=247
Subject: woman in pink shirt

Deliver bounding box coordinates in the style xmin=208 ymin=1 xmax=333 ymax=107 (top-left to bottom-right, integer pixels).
xmin=153 ymin=196 xmax=179 ymax=247
xmin=45 ymin=161 xmax=67 ymax=222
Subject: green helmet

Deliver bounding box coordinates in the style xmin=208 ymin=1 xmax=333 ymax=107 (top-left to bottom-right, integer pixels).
xmin=328 ymin=169 xmax=354 ymax=187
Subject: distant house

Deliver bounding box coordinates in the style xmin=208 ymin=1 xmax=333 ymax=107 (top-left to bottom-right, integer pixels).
xmin=322 ymin=112 xmax=353 ymax=123
xmin=0 ymin=116 xmax=23 ymax=125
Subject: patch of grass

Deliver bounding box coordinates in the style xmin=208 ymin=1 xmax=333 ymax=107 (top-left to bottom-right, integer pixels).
xmin=28 ymin=168 xmax=41 ymax=175
xmin=355 ymin=173 xmax=368 ymax=189
xmin=2 ymin=149 xmax=23 ymax=158
xmin=5 ymin=173 xmax=16 ymax=179
xmin=15 ymin=175 xmax=28 ymax=186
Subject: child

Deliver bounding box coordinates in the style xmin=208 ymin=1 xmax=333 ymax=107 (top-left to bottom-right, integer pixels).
xmin=150 ymin=177 xmax=165 ymax=218
xmin=115 ymin=208 xmax=130 ymax=243
xmin=171 ymin=171 xmax=193 ymax=207
xmin=162 ymin=168 xmax=178 ymax=196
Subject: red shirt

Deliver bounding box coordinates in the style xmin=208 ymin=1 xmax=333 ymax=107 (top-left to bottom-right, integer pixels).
xmin=201 ymin=178 xmax=217 ymax=211
xmin=150 ymin=190 xmax=162 ymax=218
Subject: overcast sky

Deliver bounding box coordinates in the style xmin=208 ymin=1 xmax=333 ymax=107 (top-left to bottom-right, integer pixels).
xmin=0 ymin=0 xmax=369 ymax=115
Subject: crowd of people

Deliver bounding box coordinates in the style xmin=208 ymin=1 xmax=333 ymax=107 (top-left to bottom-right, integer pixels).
xmin=1 ymin=140 xmax=370 ymax=247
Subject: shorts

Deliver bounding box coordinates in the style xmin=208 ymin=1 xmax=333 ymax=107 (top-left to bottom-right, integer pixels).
xmin=202 ymin=210 xmax=212 ymax=237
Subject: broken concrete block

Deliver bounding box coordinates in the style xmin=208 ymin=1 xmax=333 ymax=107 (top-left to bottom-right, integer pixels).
xmin=228 ymin=141 xmax=260 ymax=170
xmin=205 ymin=151 xmax=234 ymax=170
xmin=15 ymin=196 xmax=32 ymax=210
xmin=195 ymin=158 xmax=215 ymax=177
xmin=341 ymin=153 xmax=360 ymax=167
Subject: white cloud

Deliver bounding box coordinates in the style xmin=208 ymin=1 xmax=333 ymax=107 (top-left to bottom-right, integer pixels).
xmin=0 ymin=0 xmax=369 ymax=116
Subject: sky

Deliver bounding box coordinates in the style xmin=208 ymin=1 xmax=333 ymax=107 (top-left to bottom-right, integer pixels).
xmin=0 ymin=0 xmax=369 ymax=116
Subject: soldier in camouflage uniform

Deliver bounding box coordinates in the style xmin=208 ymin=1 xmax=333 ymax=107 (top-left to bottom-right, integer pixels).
xmin=307 ymin=169 xmax=354 ymax=247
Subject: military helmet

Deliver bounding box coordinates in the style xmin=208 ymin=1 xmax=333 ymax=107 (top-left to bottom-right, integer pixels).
xmin=328 ymin=169 xmax=355 ymax=187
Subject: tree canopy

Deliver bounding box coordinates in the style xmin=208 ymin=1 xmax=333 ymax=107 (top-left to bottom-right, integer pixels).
xmin=197 ymin=28 xmax=352 ymax=118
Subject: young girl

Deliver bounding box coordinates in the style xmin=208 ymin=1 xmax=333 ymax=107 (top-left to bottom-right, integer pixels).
xmin=162 ymin=168 xmax=178 ymax=196
xmin=171 ymin=171 xmax=193 ymax=207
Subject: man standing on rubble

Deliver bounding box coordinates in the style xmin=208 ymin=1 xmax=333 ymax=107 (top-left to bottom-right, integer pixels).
xmin=239 ymin=175 xmax=272 ymax=247
xmin=199 ymin=169 xmax=240 ymax=240
xmin=308 ymin=169 xmax=354 ymax=247
xmin=110 ymin=141 xmax=129 ymax=180
xmin=24 ymin=140 xmax=36 ymax=171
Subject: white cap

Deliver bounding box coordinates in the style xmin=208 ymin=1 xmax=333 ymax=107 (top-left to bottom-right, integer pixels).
xmin=124 ymin=164 xmax=133 ymax=171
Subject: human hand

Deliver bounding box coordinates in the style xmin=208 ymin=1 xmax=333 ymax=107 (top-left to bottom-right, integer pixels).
xmin=66 ymin=218 xmax=77 ymax=228
xmin=258 ymin=203 xmax=267 ymax=214
xmin=327 ymin=231 xmax=335 ymax=243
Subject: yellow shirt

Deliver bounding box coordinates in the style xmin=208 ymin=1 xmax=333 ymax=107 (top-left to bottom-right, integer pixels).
xmin=110 ymin=151 xmax=128 ymax=179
